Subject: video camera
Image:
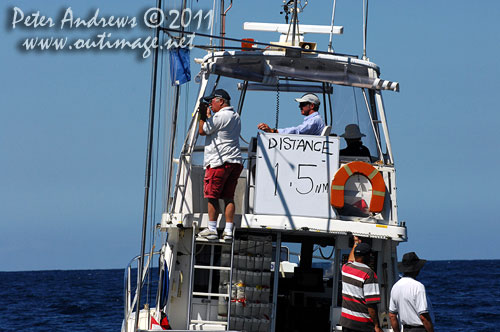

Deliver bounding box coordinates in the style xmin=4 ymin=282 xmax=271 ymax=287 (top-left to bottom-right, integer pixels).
xmin=198 ymin=98 xmax=209 ymax=121
xmin=199 ymin=97 xmax=210 ymax=106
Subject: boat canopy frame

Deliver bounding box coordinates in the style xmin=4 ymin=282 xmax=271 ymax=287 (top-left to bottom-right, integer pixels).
xmin=196 ymin=51 xmax=396 ymax=162
xmin=166 ymin=50 xmax=400 ymax=230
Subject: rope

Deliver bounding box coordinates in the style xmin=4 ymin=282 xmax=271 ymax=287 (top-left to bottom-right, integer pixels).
xmin=146 ymin=0 xmax=172 ymax=308
xmin=319 ymin=246 xmax=334 ymax=260
xmin=275 ymin=80 xmax=280 ymax=129
xmin=239 ymin=135 xmax=250 ymax=145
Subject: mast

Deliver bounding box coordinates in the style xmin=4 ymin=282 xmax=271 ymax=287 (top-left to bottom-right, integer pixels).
xmin=291 ymin=0 xmax=298 ymax=46
xmin=135 ymin=0 xmax=162 ymax=330
xmin=165 ymin=0 xmax=188 ymax=217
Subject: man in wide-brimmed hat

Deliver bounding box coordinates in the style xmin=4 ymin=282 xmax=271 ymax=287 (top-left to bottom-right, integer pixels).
xmin=339 ymin=124 xmax=371 ymax=158
xmin=389 ymin=252 xmax=435 ymax=332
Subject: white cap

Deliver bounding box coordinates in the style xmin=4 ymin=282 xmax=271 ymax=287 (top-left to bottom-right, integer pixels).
xmin=295 ymin=93 xmax=320 ymax=105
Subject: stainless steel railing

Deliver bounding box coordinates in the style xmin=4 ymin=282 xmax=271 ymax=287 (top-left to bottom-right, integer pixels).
xmin=123 ymin=251 xmax=161 ymax=332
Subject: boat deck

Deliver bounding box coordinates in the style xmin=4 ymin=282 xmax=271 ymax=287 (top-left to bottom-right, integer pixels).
xmin=161 ymin=212 xmax=407 ymax=241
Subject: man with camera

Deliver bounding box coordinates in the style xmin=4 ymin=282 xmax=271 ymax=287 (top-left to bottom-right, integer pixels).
xmin=197 ymin=89 xmax=243 ymax=241
xmin=257 ymin=93 xmax=325 ymax=135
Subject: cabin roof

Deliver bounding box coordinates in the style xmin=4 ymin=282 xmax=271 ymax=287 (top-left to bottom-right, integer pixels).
xmin=200 ymin=51 xmax=399 ymax=92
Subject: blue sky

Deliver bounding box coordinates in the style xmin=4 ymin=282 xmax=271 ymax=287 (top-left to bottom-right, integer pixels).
xmin=2 ymin=0 xmax=499 ymax=271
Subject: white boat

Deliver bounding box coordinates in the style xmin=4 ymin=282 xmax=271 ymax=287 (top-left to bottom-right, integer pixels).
xmin=122 ymin=1 xmax=406 ymax=331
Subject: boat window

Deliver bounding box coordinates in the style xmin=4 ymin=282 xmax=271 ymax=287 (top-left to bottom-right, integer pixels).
xmin=194 ymin=75 xmax=382 ymax=162
xmin=237 ymin=82 xmax=332 ymax=139
xmin=331 ymin=86 xmax=380 ymax=160
xmin=272 ymin=245 xmax=291 ymax=262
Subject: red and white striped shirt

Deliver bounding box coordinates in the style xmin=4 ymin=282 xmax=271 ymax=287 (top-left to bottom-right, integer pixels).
xmin=339 ymin=261 xmax=381 ymax=331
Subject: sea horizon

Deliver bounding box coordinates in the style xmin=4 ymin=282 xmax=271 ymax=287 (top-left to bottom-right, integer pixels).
xmin=2 ymin=258 xmax=498 ymax=273
xmin=1 ymin=260 xmax=498 ymax=331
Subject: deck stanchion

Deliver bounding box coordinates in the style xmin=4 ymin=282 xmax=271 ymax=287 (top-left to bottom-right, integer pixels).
xmin=331 ymin=246 xmax=342 ymax=332
xmin=270 ymin=232 xmax=282 ymax=332
xmin=186 ymin=222 xmax=197 ymax=330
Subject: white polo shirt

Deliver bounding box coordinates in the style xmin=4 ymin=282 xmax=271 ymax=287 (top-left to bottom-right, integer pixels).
xmin=389 ymin=277 xmax=435 ymax=327
xmin=203 ymin=106 xmax=242 ymax=168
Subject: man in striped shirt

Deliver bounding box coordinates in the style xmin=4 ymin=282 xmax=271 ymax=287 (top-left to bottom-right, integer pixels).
xmin=340 ymin=238 xmax=382 ymax=332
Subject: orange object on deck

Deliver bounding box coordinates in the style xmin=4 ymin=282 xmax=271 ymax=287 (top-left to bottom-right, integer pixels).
xmin=330 ymin=161 xmax=386 ymax=213
xmin=241 ymin=38 xmax=255 ymax=50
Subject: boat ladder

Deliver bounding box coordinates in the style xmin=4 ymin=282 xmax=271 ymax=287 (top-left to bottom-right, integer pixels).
xmin=187 ymin=224 xmax=235 ymax=330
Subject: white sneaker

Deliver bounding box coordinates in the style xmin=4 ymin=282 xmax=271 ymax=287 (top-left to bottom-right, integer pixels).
xmin=198 ymin=228 xmax=218 ymax=240
xmin=222 ymin=230 xmax=233 ymax=241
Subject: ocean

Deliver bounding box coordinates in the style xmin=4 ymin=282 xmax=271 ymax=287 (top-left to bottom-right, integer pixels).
xmin=1 ymin=260 xmax=498 ymax=331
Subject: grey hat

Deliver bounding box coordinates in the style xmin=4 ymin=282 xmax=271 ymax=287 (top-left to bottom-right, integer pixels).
xmin=340 ymin=124 xmax=366 ymax=139
xmin=398 ymin=252 xmax=427 ymax=273
xmin=295 ymin=93 xmax=320 ymax=105
xmin=354 ymin=243 xmax=371 ymax=256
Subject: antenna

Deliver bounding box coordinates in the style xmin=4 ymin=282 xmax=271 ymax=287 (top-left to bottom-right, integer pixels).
xmin=363 ymin=0 xmax=369 ymax=59
xmin=280 ymin=0 xmax=292 ymax=24
xmin=291 ymin=0 xmax=298 ymax=46
xmin=244 ymin=21 xmax=343 ymax=48
xmin=279 ymin=0 xmax=309 ymax=45
xmin=243 ymin=22 xmax=342 ymax=35
xmin=328 ymin=0 xmax=337 ymax=52
xmin=220 ymin=0 xmax=233 ymax=50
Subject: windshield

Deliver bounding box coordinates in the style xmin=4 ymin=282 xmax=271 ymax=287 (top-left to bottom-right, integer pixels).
xmin=331 ymin=85 xmax=379 ymax=160
xmin=194 ymin=76 xmax=381 ymax=161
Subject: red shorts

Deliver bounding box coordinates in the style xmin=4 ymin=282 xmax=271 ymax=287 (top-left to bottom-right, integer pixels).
xmin=204 ymin=163 xmax=243 ymax=199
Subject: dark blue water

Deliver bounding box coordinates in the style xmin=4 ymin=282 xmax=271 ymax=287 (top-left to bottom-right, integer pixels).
xmin=1 ymin=260 xmax=499 ymax=331
xmin=417 ymin=260 xmax=500 ymax=331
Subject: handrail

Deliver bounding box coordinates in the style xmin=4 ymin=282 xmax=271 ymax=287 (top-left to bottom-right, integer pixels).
xmin=191 ymin=145 xmax=249 ymax=153
xmin=138 ymin=330 xmax=231 ymax=332
xmin=123 ymin=250 xmax=161 ymax=332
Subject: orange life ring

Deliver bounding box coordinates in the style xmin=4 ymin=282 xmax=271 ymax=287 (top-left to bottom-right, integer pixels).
xmin=330 ymin=161 xmax=386 ymax=213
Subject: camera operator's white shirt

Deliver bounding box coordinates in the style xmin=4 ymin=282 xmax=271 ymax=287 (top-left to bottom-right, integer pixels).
xmin=203 ymin=106 xmax=242 ymax=168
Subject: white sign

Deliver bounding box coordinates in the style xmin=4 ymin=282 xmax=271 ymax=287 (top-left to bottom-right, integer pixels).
xmin=254 ymin=133 xmax=340 ymax=218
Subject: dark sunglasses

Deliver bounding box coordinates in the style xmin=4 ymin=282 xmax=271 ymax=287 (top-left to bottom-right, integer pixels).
xmin=299 ymin=102 xmax=310 ymax=108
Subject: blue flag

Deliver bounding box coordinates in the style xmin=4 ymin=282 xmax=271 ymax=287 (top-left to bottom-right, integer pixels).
xmin=169 ymin=48 xmax=191 ymax=86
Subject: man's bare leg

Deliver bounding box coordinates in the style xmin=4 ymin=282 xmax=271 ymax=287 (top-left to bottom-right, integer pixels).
xmin=198 ymin=198 xmax=220 ymax=239
xmin=208 ymin=198 xmax=220 ymax=222
xmin=223 ymin=199 xmax=235 ymax=239
xmin=206 ymin=198 xmax=220 ymax=233
xmin=224 ymin=199 xmax=235 ymax=223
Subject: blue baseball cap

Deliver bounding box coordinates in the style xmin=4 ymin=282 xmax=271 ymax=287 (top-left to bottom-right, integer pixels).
xmin=203 ymin=89 xmax=231 ymax=102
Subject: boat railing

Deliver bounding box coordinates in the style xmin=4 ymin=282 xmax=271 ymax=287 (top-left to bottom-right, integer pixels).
xmin=137 ymin=330 xmax=229 ymax=332
xmin=123 ymin=250 xmax=161 ymax=332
